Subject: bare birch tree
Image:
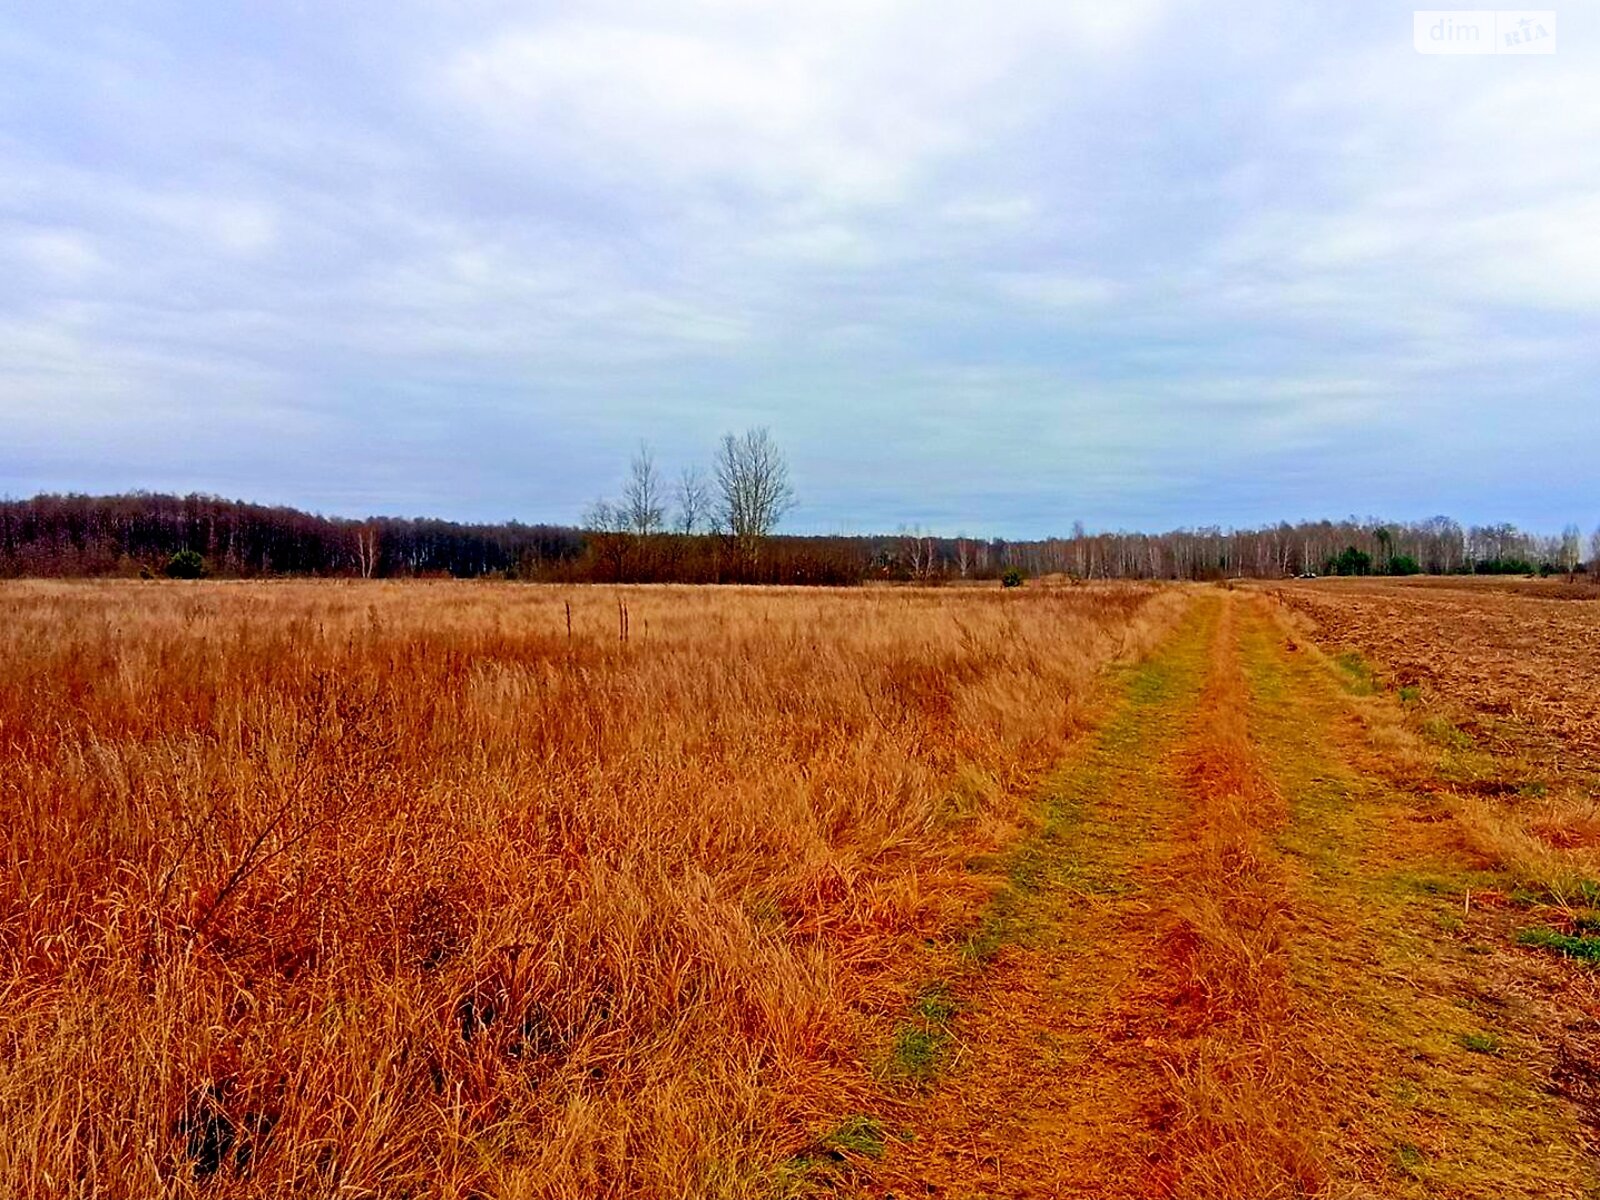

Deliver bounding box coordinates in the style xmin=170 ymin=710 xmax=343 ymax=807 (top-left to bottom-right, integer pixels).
xmin=354 ymin=523 xmax=379 ymax=579
xmin=901 ymin=526 xmax=936 ymax=580
xmin=674 ymin=466 xmax=711 ymax=534
xmin=713 ymin=428 xmax=794 ymax=565
xmin=1560 ymin=524 xmax=1582 ymax=576
xmin=622 ymin=443 xmax=665 ymax=536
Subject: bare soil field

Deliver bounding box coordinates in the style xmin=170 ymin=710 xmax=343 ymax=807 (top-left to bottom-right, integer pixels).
xmin=1276 ymin=577 xmax=1600 ymax=775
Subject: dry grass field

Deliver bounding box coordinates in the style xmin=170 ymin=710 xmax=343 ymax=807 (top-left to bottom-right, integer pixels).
xmin=0 ymin=579 xmax=1183 ymax=1198
xmin=8 ymin=577 xmax=1600 ymax=1200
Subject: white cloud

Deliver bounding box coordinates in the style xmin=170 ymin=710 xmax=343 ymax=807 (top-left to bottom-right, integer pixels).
xmin=989 ymin=271 xmax=1120 ymax=309
xmin=11 ymin=229 xmax=103 ymax=281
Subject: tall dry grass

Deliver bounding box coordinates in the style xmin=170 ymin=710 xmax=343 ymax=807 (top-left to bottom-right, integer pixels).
xmin=0 ymin=579 xmax=1182 ymax=1198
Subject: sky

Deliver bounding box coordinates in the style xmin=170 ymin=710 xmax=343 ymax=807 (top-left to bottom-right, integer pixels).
xmin=2 ymin=1 xmax=1597 ymax=537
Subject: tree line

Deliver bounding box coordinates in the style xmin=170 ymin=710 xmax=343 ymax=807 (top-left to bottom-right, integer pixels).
xmin=4 ymin=433 xmax=1597 ymax=583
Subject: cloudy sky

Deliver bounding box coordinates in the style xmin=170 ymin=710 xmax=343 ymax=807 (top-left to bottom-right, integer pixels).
xmin=2 ymin=2 xmax=1596 ymax=535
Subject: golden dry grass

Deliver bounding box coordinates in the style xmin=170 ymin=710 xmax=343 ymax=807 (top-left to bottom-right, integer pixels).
xmin=0 ymin=579 xmax=1184 ymax=1198
xmin=860 ymin=595 xmax=1333 ymax=1200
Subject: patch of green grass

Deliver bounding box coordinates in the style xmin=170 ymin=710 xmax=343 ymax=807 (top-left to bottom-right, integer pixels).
xmin=1420 ymin=715 xmax=1474 ymax=750
xmin=1457 ymin=1032 xmax=1502 ymax=1055
xmin=1398 ymin=684 xmax=1422 ymax=706
xmin=888 ymin=1024 xmax=948 ymax=1083
xmin=819 ymin=1115 xmax=886 ymax=1160
xmin=1334 ymin=649 xmax=1378 ymax=695
xmin=1516 ymin=926 xmax=1600 ymax=963
xmin=883 ymin=982 xmax=959 ymax=1084
xmin=1394 ymin=1142 xmax=1426 ymax=1174
xmin=959 ymin=917 xmax=1006 ymax=966
xmin=1506 ymin=880 xmax=1600 ymax=909
xmin=765 ymin=1116 xmax=890 ymax=1196
xmin=913 ymin=981 xmax=957 ymax=1024
xmin=1518 ymin=779 xmax=1548 ymax=799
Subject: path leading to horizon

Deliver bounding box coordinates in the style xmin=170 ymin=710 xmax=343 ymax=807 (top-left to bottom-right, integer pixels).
xmin=856 ymin=592 xmax=1595 ymax=1200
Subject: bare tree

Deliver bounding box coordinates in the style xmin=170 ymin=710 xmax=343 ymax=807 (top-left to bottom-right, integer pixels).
xmin=674 ymin=466 xmax=711 ymax=535
xmin=955 ymin=536 xmax=972 ymax=579
xmin=582 ymin=498 xmax=632 ymax=582
xmin=582 ymin=498 xmax=625 ymax=533
xmin=1560 ymin=524 xmax=1582 ymax=576
xmin=354 ymin=522 xmax=379 ymax=579
xmin=713 ymin=428 xmax=794 ymax=563
xmin=622 ymin=443 xmax=665 ymax=536
xmin=900 ymin=525 xmax=938 ymax=580
xmin=1590 ymin=525 xmax=1600 ymax=575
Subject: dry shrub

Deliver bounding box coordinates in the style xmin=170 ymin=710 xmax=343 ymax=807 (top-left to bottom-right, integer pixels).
xmin=0 ymin=579 xmax=1183 ymax=1197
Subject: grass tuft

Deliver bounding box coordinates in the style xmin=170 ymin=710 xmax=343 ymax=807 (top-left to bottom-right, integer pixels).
xmin=1456 ymin=1032 xmax=1502 ymax=1055
xmin=819 ymin=1115 xmax=887 ymax=1160
xmin=1516 ymin=926 xmax=1600 ymax=963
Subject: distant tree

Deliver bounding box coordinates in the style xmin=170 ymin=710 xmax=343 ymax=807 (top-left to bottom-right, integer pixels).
xmin=955 ymin=536 xmax=973 ymax=579
xmin=581 ymin=499 xmax=632 ymax=583
xmin=1559 ymin=524 xmax=1582 ymax=576
xmin=622 ymin=443 xmax=666 ymax=536
xmin=1001 ymin=568 xmax=1024 ymax=588
xmin=1474 ymin=556 xmax=1535 ymax=576
xmin=1329 ymin=546 xmax=1372 ymax=576
xmin=713 ymin=428 xmax=794 ymax=567
xmin=674 ymin=466 xmax=711 ymax=535
xmin=165 ymin=549 xmax=205 ymax=579
xmin=900 ymin=526 xmax=938 ymax=581
xmin=1387 ymin=553 xmax=1421 ymax=576
xmin=1374 ymin=526 xmax=1393 ymax=572
xmin=354 ymin=522 xmax=380 ymax=578
xmin=1591 ymin=525 xmax=1600 ymax=575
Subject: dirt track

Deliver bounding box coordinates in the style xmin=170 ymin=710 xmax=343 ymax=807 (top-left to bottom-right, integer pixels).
xmin=856 ymin=592 xmax=1597 ymax=1199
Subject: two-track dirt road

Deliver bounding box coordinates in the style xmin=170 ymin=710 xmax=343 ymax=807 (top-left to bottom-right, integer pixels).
xmin=858 ymin=591 xmax=1596 ymax=1200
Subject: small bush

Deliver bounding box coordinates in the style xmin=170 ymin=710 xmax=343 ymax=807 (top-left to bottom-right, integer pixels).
xmin=165 ymin=550 xmax=206 ymax=579
xmin=1388 ymin=554 xmax=1421 ymax=576
xmin=1474 ymin=557 xmax=1535 ymax=576
xmin=1001 ymin=568 xmax=1024 ymax=588
xmin=1327 ymin=546 xmax=1372 ymax=576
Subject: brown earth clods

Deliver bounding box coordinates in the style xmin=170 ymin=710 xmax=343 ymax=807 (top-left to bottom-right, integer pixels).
xmin=1276 ymin=578 xmax=1600 ymax=773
